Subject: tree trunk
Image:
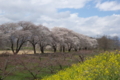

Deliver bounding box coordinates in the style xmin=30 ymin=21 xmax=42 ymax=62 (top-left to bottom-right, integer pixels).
xmin=63 ymin=46 xmax=65 ymax=52
xmin=10 ymin=40 xmax=15 ymax=54
xmin=68 ymin=48 xmax=71 ymax=52
xmin=85 ymin=47 xmax=87 ymax=50
xmin=59 ymin=46 xmax=62 ymax=52
xmin=15 ymin=42 xmax=25 ymax=55
xmin=74 ymin=48 xmax=77 ymax=52
xmin=79 ymin=48 xmax=81 ymax=50
xmin=40 ymin=47 xmax=44 ymax=54
xmin=14 ymin=52 xmax=18 ymax=55
xmin=53 ymin=47 xmax=56 ymax=53
xmin=32 ymin=44 xmax=36 ymax=54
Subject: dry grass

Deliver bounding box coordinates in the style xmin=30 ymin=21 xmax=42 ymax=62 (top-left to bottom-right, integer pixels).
xmin=0 ymin=50 xmax=53 ymax=54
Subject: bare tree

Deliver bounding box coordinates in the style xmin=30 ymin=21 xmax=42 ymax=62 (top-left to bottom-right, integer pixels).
xmin=112 ymin=36 xmax=120 ymax=50
xmin=18 ymin=56 xmax=42 ymax=79
xmin=0 ymin=32 xmax=4 ymax=49
xmin=97 ymin=36 xmax=112 ymax=51
xmin=0 ymin=56 xmax=17 ymax=80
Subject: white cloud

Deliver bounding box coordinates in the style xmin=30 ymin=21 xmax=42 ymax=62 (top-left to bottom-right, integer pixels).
xmin=96 ymin=1 xmax=120 ymax=11
xmin=0 ymin=0 xmax=120 ymax=37
xmin=0 ymin=0 xmax=91 ymax=12
xmin=110 ymin=33 xmax=119 ymax=37
xmin=0 ymin=0 xmax=91 ymax=23
xmin=41 ymin=14 xmax=120 ymax=37
xmin=30 ymin=0 xmax=91 ymax=9
xmin=0 ymin=15 xmax=12 ymax=23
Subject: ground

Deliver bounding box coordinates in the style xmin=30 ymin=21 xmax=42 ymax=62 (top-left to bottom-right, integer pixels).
xmin=0 ymin=50 xmax=99 ymax=80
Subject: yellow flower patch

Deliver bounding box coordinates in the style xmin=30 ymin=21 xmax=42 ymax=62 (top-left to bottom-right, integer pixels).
xmin=42 ymin=51 xmax=120 ymax=80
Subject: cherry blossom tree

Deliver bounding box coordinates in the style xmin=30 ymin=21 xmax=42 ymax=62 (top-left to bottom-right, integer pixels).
xmin=49 ymin=32 xmax=59 ymax=53
xmin=37 ymin=25 xmax=51 ymax=54
xmin=0 ymin=21 xmax=99 ymax=54
xmin=0 ymin=23 xmax=18 ymax=50
xmin=18 ymin=21 xmax=34 ymax=31
xmin=51 ymin=27 xmax=69 ymax=52
xmin=9 ymin=30 xmax=31 ymax=55
xmin=18 ymin=21 xmax=40 ymax=54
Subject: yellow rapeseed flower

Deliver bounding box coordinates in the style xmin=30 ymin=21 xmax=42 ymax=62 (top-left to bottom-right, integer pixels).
xmin=42 ymin=51 xmax=120 ymax=80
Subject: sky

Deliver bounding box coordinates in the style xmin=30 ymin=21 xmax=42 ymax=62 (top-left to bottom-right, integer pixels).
xmin=0 ymin=0 xmax=120 ymax=37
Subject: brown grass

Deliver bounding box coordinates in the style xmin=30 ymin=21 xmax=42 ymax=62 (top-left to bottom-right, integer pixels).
xmin=0 ymin=50 xmax=53 ymax=54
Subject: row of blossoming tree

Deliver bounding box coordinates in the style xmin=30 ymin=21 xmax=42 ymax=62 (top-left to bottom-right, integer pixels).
xmin=0 ymin=21 xmax=98 ymax=55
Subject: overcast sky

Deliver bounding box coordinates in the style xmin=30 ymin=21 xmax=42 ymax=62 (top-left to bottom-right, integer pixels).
xmin=0 ymin=0 xmax=120 ymax=37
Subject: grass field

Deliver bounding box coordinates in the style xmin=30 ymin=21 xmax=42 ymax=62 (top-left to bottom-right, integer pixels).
xmin=0 ymin=50 xmax=97 ymax=80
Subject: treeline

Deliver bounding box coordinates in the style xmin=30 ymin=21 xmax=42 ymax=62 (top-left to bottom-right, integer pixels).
xmin=97 ymin=35 xmax=120 ymax=51
xmin=0 ymin=21 xmax=98 ymax=54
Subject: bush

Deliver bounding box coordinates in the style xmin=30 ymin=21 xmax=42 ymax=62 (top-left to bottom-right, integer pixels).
xmin=42 ymin=51 xmax=120 ymax=80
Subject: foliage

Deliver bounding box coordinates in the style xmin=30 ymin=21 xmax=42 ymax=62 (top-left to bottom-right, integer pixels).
xmin=42 ymin=51 xmax=120 ymax=80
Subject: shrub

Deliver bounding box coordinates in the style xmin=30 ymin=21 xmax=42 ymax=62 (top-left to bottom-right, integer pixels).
xmin=42 ymin=51 xmax=120 ymax=80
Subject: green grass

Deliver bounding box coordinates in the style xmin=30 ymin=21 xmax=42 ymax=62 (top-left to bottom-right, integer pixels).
xmin=2 ymin=65 xmax=69 ymax=80
xmin=5 ymin=72 xmax=33 ymax=80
